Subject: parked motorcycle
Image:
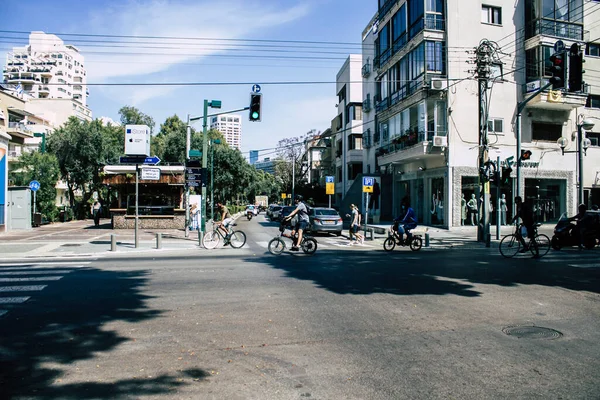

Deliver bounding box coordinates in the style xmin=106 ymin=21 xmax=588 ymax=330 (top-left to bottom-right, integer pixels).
xmin=551 ymin=211 xmax=600 ymax=250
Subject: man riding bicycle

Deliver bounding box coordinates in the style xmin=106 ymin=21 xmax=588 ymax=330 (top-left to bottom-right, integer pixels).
xmin=216 ymin=202 xmax=233 ymax=245
xmin=394 ymin=200 xmax=417 ymax=244
xmin=512 ymin=196 xmax=534 ymax=252
xmin=284 ymin=195 xmax=310 ymax=251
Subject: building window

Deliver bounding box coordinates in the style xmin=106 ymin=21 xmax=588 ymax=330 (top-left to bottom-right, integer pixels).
xmin=587 ymin=132 xmax=600 ymax=147
xmin=586 ymin=95 xmax=600 ymax=109
xmin=425 ymin=41 xmax=445 ymax=73
xmin=532 ymin=122 xmax=562 ymax=142
xmin=482 ymin=5 xmax=502 ymax=25
xmin=586 ymin=43 xmax=600 ymax=57
xmin=338 ymin=85 xmax=347 ymax=104
xmin=487 ymin=118 xmax=504 ymax=134
xmin=346 ymin=104 xmax=363 ymax=124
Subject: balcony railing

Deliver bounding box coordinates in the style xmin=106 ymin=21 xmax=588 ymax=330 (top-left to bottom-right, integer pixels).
xmin=425 ymin=13 xmax=445 ymax=31
xmin=362 ymin=63 xmax=371 ymax=78
xmin=530 ymin=19 xmax=584 ymax=41
xmin=8 ymin=122 xmax=32 ymax=133
xmin=377 ymin=0 xmax=399 ymax=22
xmin=363 ymin=97 xmax=371 ymax=113
xmin=376 ymin=131 xmax=442 ymax=157
xmin=363 ymin=129 xmax=372 ymax=149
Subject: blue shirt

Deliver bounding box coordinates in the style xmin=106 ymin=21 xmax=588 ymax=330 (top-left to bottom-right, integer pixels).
xmin=395 ymin=207 xmax=417 ymax=229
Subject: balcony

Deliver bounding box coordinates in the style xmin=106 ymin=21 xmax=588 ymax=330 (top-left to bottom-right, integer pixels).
xmin=7 ymin=122 xmax=33 ymax=139
xmin=528 ymin=19 xmax=584 ymax=41
xmin=363 ymin=98 xmax=371 ymax=113
xmin=346 ymin=149 xmax=364 ymax=163
xmin=425 ymin=13 xmax=445 ymax=31
xmin=522 ymin=79 xmax=587 ymax=110
xmin=5 ymin=74 xmax=36 ymax=84
xmin=38 ymin=85 xmax=50 ymax=93
xmin=376 ymin=131 xmax=442 ymax=164
xmin=377 ymin=0 xmax=399 ymax=22
xmin=362 ymin=63 xmax=371 ymax=78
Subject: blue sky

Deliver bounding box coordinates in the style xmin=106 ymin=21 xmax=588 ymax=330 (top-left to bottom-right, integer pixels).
xmin=1 ymin=0 xmax=377 ymax=160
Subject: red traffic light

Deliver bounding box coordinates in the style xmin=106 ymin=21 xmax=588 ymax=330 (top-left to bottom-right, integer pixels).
xmin=520 ymin=150 xmax=532 ymax=161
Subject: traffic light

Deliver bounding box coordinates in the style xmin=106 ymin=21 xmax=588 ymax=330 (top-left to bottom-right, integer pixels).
xmin=501 ymin=166 xmax=512 ymax=186
xmin=249 ymin=93 xmax=262 ymax=122
xmin=568 ymin=43 xmax=583 ymax=92
xmin=520 ymin=150 xmax=532 ymax=161
xmin=549 ymin=51 xmax=567 ymax=90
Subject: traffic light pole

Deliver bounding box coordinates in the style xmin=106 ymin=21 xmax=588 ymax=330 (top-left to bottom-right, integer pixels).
xmin=185 ymin=114 xmax=191 ymax=238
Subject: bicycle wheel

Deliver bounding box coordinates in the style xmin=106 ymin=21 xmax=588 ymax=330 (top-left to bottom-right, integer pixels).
xmin=202 ymin=230 xmax=220 ymax=249
xmin=301 ymin=238 xmax=318 ymax=255
xmin=229 ymin=231 xmax=246 ymax=248
xmin=530 ymin=234 xmax=550 ymax=258
xmin=409 ymin=237 xmax=423 ymax=251
xmin=383 ymin=237 xmax=396 ymax=252
xmin=499 ymin=234 xmax=521 ymax=258
xmin=268 ymin=238 xmax=286 ymax=255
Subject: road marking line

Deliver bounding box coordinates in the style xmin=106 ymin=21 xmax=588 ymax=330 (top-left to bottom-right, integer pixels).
xmin=16 ymin=226 xmax=86 ymax=241
xmin=0 ymin=310 xmax=7 ymax=317
xmin=0 ymin=297 xmax=30 ymax=304
xmin=0 ymin=270 xmax=73 ymax=276
xmin=0 ymin=277 xmax=63 ymax=282
xmin=0 ymin=262 xmax=89 ymax=267
xmin=0 ymin=285 xmax=47 ymax=292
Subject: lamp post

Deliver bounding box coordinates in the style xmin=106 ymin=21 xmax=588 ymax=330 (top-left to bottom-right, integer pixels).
xmin=33 ymin=132 xmax=46 ymax=153
xmin=557 ymin=116 xmax=594 ymax=206
xmin=201 ymin=100 xmax=221 ymax=239
xmin=210 ymin=139 xmax=221 ymax=220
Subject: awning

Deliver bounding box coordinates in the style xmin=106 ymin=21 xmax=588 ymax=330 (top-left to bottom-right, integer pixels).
xmin=7 ymin=107 xmax=34 ymax=117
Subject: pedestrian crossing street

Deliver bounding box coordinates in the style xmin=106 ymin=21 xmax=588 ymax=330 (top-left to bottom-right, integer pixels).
xmin=0 ymin=262 xmax=89 ymax=319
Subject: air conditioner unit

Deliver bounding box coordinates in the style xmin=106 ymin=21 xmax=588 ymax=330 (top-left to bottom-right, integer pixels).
xmin=430 ymin=79 xmax=448 ymax=90
xmin=432 ymin=136 xmax=447 ymax=147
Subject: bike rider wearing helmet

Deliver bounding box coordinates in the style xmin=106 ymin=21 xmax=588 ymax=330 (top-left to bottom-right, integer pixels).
xmin=285 ymin=195 xmax=310 ymax=251
xmin=512 ymin=196 xmax=535 ymax=251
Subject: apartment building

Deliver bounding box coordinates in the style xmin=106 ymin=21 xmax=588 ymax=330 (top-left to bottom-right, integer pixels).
xmin=334 ymin=54 xmax=364 ymax=206
xmin=362 ymin=0 xmax=600 ymax=227
xmin=3 ymin=31 xmax=89 ymax=107
xmin=210 ymin=113 xmax=242 ymax=150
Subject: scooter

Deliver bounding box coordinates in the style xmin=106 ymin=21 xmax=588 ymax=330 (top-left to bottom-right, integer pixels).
xmin=246 ymin=211 xmax=253 ymax=221
xmin=551 ymin=212 xmax=599 ymax=250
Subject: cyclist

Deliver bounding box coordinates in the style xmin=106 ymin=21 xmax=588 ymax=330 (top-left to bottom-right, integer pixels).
xmin=569 ymin=203 xmax=589 ymax=249
xmin=216 ymin=202 xmax=233 ymax=245
xmin=284 ymin=195 xmax=310 ymax=251
xmin=393 ymin=200 xmax=417 ymax=244
xmin=512 ymin=196 xmax=535 ymax=253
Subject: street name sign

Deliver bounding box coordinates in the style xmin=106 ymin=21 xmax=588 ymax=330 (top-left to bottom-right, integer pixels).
xmin=120 ymin=155 xmax=161 ymax=165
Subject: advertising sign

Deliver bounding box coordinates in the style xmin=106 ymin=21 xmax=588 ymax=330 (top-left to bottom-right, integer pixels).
xmin=124 ymin=124 xmax=151 ymax=156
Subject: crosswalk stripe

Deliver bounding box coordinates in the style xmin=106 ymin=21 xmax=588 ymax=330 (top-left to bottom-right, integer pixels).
xmin=0 ymin=310 xmax=7 ymax=317
xmin=0 ymin=285 xmax=47 ymax=292
xmin=0 ymin=297 xmax=30 ymax=304
xmin=0 ymin=270 xmax=73 ymax=276
xmin=0 ymin=277 xmax=63 ymax=282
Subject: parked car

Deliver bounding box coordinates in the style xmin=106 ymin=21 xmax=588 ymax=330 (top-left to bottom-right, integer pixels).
xmin=279 ymin=206 xmax=296 ymax=221
xmin=308 ymin=207 xmax=343 ymax=235
xmin=268 ymin=205 xmax=283 ymax=221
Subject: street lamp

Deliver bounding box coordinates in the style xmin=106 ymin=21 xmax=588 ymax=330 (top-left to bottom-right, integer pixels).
xmin=209 ymin=138 xmax=221 ymax=220
xmin=33 ymin=132 xmax=46 ymax=153
xmin=557 ymin=116 xmax=594 ymax=206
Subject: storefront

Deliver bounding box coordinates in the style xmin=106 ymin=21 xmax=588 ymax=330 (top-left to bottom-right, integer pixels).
xmin=525 ymin=178 xmax=567 ymax=222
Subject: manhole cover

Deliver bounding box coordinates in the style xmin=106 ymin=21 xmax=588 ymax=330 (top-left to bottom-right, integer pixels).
xmin=61 ymin=243 xmax=82 ymax=247
xmin=502 ymin=325 xmax=563 ymax=340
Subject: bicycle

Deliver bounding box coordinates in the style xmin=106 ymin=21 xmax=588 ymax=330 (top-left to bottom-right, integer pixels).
xmin=202 ymin=219 xmax=247 ymax=249
xmin=499 ymin=223 xmax=550 ymax=259
xmin=383 ymin=224 xmax=423 ymax=252
xmin=268 ymin=220 xmax=317 ymax=255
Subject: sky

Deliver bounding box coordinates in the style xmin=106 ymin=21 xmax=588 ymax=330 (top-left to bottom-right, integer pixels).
xmin=1 ymin=0 xmax=377 ymax=161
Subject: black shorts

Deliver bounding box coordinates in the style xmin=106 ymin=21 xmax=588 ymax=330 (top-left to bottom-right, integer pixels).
xmin=351 ymin=225 xmax=359 ymax=233
xmin=297 ymin=220 xmax=308 ymax=231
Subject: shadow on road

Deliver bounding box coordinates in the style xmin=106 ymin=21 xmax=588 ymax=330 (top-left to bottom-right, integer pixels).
xmin=0 ymin=265 xmax=210 ymax=399
xmin=246 ymin=247 xmax=600 ymax=297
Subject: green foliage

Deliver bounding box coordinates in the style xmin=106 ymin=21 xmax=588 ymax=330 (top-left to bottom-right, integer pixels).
xmin=8 ymin=151 xmax=60 ymax=221
xmin=118 ymin=105 xmax=156 ymax=134
xmin=46 ymin=117 xmax=124 ymax=219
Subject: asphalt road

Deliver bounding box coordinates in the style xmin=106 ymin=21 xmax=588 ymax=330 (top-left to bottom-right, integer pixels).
xmin=0 ymin=215 xmax=599 ymax=399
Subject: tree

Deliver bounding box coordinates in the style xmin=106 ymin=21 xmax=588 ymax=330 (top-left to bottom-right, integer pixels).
xmin=118 ymin=106 xmax=155 ymax=134
xmin=47 ymin=117 xmax=123 ymax=218
xmin=9 ymin=151 xmax=60 ymax=221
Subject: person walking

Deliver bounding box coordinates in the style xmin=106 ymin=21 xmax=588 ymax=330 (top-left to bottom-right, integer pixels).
xmin=92 ymin=200 xmax=102 ymax=227
xmin=348 ymin=204 xmax=364 ymax=245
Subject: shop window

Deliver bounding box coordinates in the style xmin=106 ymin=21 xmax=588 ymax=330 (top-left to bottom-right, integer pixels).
xmin=430 ymin=177 xmax=444 ymax=226
xmin=532 ymin=122 xmax=562 ymax=142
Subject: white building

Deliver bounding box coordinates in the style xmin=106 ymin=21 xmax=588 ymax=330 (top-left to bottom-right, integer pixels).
xmin=334 ymin=54 xmax=364 ymax=205
xmin=210 ymin=113 xmax=242 ymax=150
xmin=3 ymin=31 xmax=89 ymax=107
xmin=362 ymin=0 xmax=600 ymax=228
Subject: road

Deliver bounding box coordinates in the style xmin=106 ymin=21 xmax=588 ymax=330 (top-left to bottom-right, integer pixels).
xmin=0 ymin=214 xmax=599 ymax=399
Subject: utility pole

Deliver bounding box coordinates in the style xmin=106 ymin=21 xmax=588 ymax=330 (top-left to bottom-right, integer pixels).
xmin=474 ymin=40 xmax=499 ymax=247
xmin=185 ymin=114 xmax=191 ymax=238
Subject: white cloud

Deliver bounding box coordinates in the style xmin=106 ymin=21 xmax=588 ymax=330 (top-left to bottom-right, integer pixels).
xmin=83 ymin=0 xmax=311 ymax=82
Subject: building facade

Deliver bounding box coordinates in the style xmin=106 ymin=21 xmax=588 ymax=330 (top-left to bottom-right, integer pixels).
xmin=3 ymin=32 xmax=89 ymax=107
xmin=210 ymin=113 xmax=242 ymax=150
xmin=362 ymin=0 xmax=600 ymax=227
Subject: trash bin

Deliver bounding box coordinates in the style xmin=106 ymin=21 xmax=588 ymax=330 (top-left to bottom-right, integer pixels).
xmin=33 ymin=212 xmax=42 ymax=227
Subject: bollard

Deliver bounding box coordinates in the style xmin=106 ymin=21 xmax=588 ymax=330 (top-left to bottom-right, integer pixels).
xmin=156 ymin=233 xmax=162 ymax=249
xmin=425 ymin=232 xmax=430 ymax=247
xmin=110 ymin=234 xmax=117 ymax=252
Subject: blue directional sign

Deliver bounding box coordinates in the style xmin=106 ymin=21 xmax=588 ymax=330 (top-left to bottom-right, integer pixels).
xmin=29 ymin=180 xmax=40 ymax=192
xmin=363 ymin=176 xmax=374 ymax=193
xmin=325 ymin=176 xmax=334 ymax=183
xmin=119 ymin=155 xmax=161 ymax=165
xmin=252 ymin=84 xmax=261 ymax=93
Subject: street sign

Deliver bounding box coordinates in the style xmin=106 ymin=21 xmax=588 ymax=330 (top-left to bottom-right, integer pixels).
xmin=281 ymin=193 xmax=286 ymax=199
xmin=554 ymin=40 xmax=565 ymax=53
xmin=252 ymin=84 xmax=261 ymax=93
xmin=29 ymin=180 xmax=40 ymax=192
xmin=363 ymin=176 xmax=374 ymax=193
xmin=186 ymin=181 xmax=201 ymax=187
xmin=119 ymin=155 xmax=161 ymax=165
xmin=141 ymin=168 xmax=160 ymax=180
xmin=186 ymin=167 xmax=203 ymax=175
xmin=325 ymin=176 xmax=335 ymax=195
